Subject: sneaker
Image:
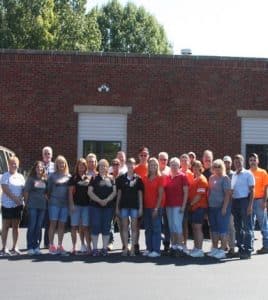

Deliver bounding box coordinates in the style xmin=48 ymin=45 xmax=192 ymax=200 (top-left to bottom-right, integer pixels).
xmin=190 ymin=248 xmax=205 ymax=258
xmin=34 ymin=248 xmax=41 ymax=255
xmin=27 ymin=249 xmax=35 ymax=255
xmin=57 ymin=245 xmax=68 ymax=256
xmin=10 ymin=248 xmax=22 ymax=255
xmin=256 ymin=247 xmax=268 ymax=255
xmin=49 ymin=245 xmax=57 ymax=255
xmin=80 ymin=244 xmax=88 ymax=253
xmin=107 ymin=243 xmax=113 ymax=251
xmin=0 ymin=248 xmax=11 ymax=256
xmin=70 ymin=248 xmax=77 ymax=255
xmin=213 ymin=249 xmax=226 ymax=259
xmin=207 ymin=248 xmax=218 ymax=257
xmin=92 ymin=249 xmax=99 ymax=257
xmin=101 ymin=248 xmax=109 ymax=257
xmin=142 ymin=250 xmax=150 ymax=257
xmin=169 ymin=247 xmax=177 ymax=257
xmin=182 ymin=246 xmax=190 ymax=255
xmin=148 ymin=251 xmax=161 ymax=258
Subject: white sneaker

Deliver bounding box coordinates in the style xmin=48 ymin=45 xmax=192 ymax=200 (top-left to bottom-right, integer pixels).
xmin=190 ymin=248 xmax=204 ymax=258
xmin=207 ymin=248 xmax=218 ymax=257
xmin=148 ymin=251 xmax=161 ymax=258
xmin=80 ymin=244 xmax=88 ymax=253
xmin=142 ymin=250 xmax=150 ymax=256
xmin=182 ymin=246 xmax=190 ymax=255
xmin=28 ymin=249 xmax=35 ymax=255
xmin=213 ymin=249 xmax=226 ymax=259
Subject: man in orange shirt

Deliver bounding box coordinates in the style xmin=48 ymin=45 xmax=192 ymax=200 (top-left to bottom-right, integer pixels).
xmin=249 ymin=153 xmax=268 ymax=254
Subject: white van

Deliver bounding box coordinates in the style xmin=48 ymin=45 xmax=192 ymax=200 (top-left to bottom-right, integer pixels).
xmin=0 ymin=146 xmax=15 ymax=233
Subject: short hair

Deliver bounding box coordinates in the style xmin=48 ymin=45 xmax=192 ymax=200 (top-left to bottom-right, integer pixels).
xmin=127 ymin=158 xmax=136 ymax=164
xmin=42 ymin=146 xmax=53 ymax=155
xmin=139 ymin=146 xmax=149 ymax=154
xmin=8 ymin=155 xmax=20 ymax=167
xmin=111 ymin=158 xmax=120 ymax=165
xmin=169 ymin=157 xmax=180 ymax=166
xmin=248 ymin=153 xmax=259 ymax=160
xmin=203 ymin=150 xmax=213 ymax=159
xmin=55 ymin=155 xmax=69 ymax=175
xmin=188 ymin=152 xmax=196 ymax=160
xmin=234 ymin=154 xmax=244 ymax=162
xmin=180 ymin=153 xmax=190 ymax=160
xmin=158 ymin=152 xmax=169 ymax=159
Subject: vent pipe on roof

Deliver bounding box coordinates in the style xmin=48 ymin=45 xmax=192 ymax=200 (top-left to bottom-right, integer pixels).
xmin=181 ymin=49 xmax=192 ymax=55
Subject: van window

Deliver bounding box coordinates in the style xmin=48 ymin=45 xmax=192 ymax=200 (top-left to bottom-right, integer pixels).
xmin=0 ymin=150 xmax=8 ymax=174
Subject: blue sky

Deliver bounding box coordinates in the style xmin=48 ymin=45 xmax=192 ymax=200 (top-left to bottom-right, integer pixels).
xmin=87 ymin=0 xmax=268 ymax=58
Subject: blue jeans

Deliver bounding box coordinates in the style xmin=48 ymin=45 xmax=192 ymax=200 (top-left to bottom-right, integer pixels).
xmin=27 ymin=208 xmax=46 ymax=250
xmin=144 ymin=208 xmax=162 ymax=253
xmin=253 ymin=199 xmax=268 ymax=248
xmin=232 ymin=197 xmax=254 ymax=254
xmin=162 ymin=208 xmax=170 ymax=247
xmin=90 ymin=206 xmax=114 ymax=235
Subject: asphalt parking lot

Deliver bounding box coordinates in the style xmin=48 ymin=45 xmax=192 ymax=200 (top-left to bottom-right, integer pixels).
xmin=0 ymin=229 xmax=268 ymax=300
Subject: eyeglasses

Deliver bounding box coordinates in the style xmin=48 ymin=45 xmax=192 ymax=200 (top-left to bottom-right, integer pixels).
xmin=112 ymin=163 xmax=120 ymax=166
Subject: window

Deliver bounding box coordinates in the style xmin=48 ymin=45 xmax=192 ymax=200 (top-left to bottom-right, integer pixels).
xmin=246 ymin=144 xmax=268 ymax=170
xmin=83 ymin=141 xmax=121 ymax=163
xmin=0 ymin=150 xmax=8 ymax=174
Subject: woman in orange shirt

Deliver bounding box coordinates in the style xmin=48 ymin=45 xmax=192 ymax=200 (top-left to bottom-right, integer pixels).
xmin=143 ymin=158 xmax=164 ymax=258
xmin=188 ymin=160 xmax=208 ymax=258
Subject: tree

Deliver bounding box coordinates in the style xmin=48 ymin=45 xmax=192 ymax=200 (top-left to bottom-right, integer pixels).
xmin=0 ymin=0 xmax=101 ymax=51
xmin=94 ymin=0 xmax=172 ymax=54
xmin=1 ymin=0 xmax=55 ymax=49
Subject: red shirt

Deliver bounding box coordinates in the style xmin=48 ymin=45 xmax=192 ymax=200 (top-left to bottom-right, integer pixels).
xmin=164 ymin=172 xmax=189 ymax=207
xmin=135 ymin=164 xmax=148 ymax=180
xmin=143 ymin=176 xmax=164 ymax=208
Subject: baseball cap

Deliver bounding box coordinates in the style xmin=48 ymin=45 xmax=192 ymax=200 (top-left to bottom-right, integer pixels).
xmin=223 ymin=155 xmax=232 ymax=163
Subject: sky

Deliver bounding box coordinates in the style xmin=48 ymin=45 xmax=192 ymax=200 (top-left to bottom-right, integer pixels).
xmin=87 ymin=0 xmax=268 ymax=58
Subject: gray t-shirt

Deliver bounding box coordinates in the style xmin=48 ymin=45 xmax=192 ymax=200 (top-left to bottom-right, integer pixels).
xmin=47 ymin=172 xmax=70 ymax=207
xmin=208 ymin=175 xmax=231 ymax=208
xmin=24 ymin=176 xmax=47 ymax=210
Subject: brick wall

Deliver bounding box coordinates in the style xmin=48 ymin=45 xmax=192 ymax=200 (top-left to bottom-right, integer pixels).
xmin=1 ymin=49 xmax=268 ymax=170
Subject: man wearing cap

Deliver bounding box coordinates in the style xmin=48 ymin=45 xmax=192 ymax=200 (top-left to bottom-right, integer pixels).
xmin=231 ymin=154 xmax=255 ymax=259
xmin=248 ymin=153 xmax=268 ymax=254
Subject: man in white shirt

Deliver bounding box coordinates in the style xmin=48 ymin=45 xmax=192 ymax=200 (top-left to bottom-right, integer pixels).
xmin=231 ymin=154 xmax=255 ymax=259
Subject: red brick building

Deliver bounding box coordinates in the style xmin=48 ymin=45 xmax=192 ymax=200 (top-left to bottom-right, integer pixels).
xmin=1 ymin=49 xmax=268 ymax=170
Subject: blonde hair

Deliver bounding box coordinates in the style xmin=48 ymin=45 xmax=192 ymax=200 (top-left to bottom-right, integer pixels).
xmin=98 ymin=159 xmax=109 ymax=175
xmin=55 ymin=155 xmax=69 ymax=175
xmin=8 ymin=155 xmax=20 ymax=167
xmin=148 ymin=157 xmax=161 ymax=177
xmin=86 ymin=153 xmax=97 ymax=169
xmin=169 ymin=157 xmax=180 ymax=167
xmin=192 ymin=160 xmax=204 ymax=173
xmin=212 ymin=159 xmax=226 ymax=176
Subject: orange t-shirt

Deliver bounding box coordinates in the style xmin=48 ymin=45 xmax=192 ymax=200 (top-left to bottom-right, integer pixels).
xmin=180 ymin=168 xmax=194 ymax=186
xmin=135 ymin=164 xmax=148 ymax=180
xmin=250 ymin=168 xmax=268 ymax=199
xmin=188 ymin=174 xmax=208 ymax=211
xmin=143 ymin=176 xmax=164 ymax=208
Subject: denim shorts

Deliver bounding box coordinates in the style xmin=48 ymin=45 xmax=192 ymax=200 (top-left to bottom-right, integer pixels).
xmin=120 ymin=208 xmax=139 ymax=219
xmin=48 ymin=205 xmax=68 ymax=223
xmin=90 ymin=206 xmax=114 ymax=235
xmin=208 ymin=206 xmax=231 ymax=235
xmin=166 ymin=206 xmax=184 ymax=233
xmin=70 ymin=205 xmax=90 ymax=226
xmin=189 ymin=208 xmax=207 ymax=224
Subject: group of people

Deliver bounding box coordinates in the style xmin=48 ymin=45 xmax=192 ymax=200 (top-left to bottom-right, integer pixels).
xmin=1 ymin=145 xmax=268 ymax=260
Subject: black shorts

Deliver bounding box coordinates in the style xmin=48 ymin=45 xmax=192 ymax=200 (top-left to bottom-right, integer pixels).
xmin=1 ymin=205 xmax=23 ymax=220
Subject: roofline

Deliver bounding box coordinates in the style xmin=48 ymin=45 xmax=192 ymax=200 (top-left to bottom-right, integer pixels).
xmin=1 ymin=48 xmax=268 ymax=62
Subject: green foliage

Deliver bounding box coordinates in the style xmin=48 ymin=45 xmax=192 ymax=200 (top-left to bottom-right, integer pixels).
xmin=95 ymin=0 xmax=172 ymax=54
xmin=0 ymin=0 xmax=172 ymax=54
